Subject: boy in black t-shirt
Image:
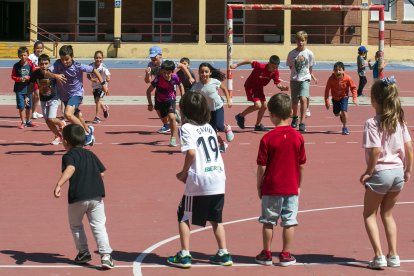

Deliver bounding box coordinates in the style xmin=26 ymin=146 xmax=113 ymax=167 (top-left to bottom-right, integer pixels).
xmin=176 ymin=57 xmax=195 ymax=93
xmin=54 ymin=124 xmax=114 ymax=269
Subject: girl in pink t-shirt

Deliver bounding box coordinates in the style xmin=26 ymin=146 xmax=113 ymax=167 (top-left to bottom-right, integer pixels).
xmin=360 ymin=77 xmax=413 ymax=269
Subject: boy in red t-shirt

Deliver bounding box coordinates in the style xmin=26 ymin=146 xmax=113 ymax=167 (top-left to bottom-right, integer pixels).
xmin=255 ymin=93 xmax=306 ymax=266
xmin=230 ymin=55 xmax=288 ymax=131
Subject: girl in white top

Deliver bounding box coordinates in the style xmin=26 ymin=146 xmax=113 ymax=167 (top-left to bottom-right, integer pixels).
xmin=191 ymin=63 xmax=234 ymax=153
xmin=361 ymin=76 xmax=413 ymax=269
xmin=28 ymin=40 xmax=45 ymax=119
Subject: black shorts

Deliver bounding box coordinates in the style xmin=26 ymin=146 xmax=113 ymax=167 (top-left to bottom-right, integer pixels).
xmin=154 ymin=99 xmax=176 ymax=118
xmin=93 ymin=88 xmax=105 ymax=100
xmin=177 ymin=194 xmax=224 ymax=227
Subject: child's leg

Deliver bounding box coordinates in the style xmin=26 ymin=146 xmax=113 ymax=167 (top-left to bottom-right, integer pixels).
xmin=25 ymin=108 xmax=32 ymax=123
xmin=76 ymin=112 xmax=91 ymax=134
xmin=380 ymin=191 xmax=400 ymax=257
xmin=46 ymin=119 xmax=61 ymax=137
xmin=210 ymin=222 xmax=227 ymax=250
xmin=240 ymin=101 xmax=261 ymax=118
xmin=340 ymin=111 xmax=348 ymax=127
xmin=18 ymin=108 xmax=25 ymax=123
xmin=86 ymin=198 xmax=112 ymax=255
xmin=363 ymin=188 xmax=385 ymax=257
xmin=298 ymin=96 xmax=307 ymax=123
xmin=262 ymin=223 xmax=273 ymax=251
xmin=94 ymin=97 xmax=100 ymax=118
xmin=255 ymin=100 xmax=267 ymax=126
xmin=68 ymin=201 xmax=89 ymax=253
xmin=32 ymin=89 xmax=40 ymax=115
xmin=282 ymin=226 xmax=295 ymax=253
xmin=178 ymin=220 xmax=191 ymax=251
xmin=167 ymin=112 xmax=177 ymax=138
xmin=358 ymin=76 xmax=367 ymax=96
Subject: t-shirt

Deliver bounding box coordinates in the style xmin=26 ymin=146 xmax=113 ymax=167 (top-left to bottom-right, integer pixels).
xmin=324 ymin=73 xmax=357 ymax=104
xmin=30 ymin=68 xmax=58 ymax=102
xmin=62 ymin=147 xmax=106 ymax=204
xmin=363 ymin=115 xmax=412 ymax=172
xmin=357 ymin=55 xmax=366 ymax=77
xmin=177 ymin=69 xmax=195 ymax=92
xmin=257 ymin=126 xmax=306 ymax=196
xmin=88 ymin=62 xmax=111 ymax=89
xmin=53 ymin=60 xmax=94 ymax=102
xmin=12 ymin=61 xmax=35 ymax=94
xmin=147 ymin=60 xmax=162 ymax=77
xmin=286 ymin=48 xmax=315 ymax=82
xmin=180 ymin=123 xmax=226 ymax=196
xmin=191 ymin=78 xmax=224 ymax=111
xmin=28 ymin=53 xmax=39 ymax=67
xmin=244 ymin=61 xmax=280 ymax=88
xmin=151 ymin=74 xmax=181 ymax=102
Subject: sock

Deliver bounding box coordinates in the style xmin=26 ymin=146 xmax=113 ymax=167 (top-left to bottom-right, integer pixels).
xmin=218 ymin=249 xmax=228 ymax=256
xmin=180 ymin=249 xmax=190 ymax=256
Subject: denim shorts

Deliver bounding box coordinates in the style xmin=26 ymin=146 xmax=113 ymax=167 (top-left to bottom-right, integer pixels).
xmin=332 ymin=97 xmax=349 ymax=115
xmin=63 ymin=96 xmax=83 ymax=115
xmin=16 ymin=93 xmax=32 ymax=109
xmin=259 ymin=195 xmax=299 ymax=227
xmin=365 ymin=168 xmax=405 ymax=195
xmin=290 ymin=80 xmax=310 ymax=105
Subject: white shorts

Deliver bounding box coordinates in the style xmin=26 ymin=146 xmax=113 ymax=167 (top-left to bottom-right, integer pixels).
xmin=41 ymin=98 xmax=59 ymax=119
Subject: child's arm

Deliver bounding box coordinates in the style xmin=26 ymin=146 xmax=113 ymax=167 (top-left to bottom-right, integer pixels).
xmin=176 ymin=63 xmax=195 ymax=84
xmin=91 ymin=68 xmax=109 ymax=95
xmin=54 ymin=165 xmax=75 ymax=198
xmin=176 ymin=149 xmax=196 ymax=183
xmin=144 ymin=68 xmax=152 ymax=84
xmin=310 ymin=67 xmax=317 ymax=84
xmin=404 ymin=141 xmax=413 ymax=183
xmin=349 ymin=78 xmax=358 ymax=105
xmin=11 ymin=66 xmax=24 ymax=82
xmin=146 ymin=85 xmax=155 ymax=111
xmin=178 ymin=83 xmax=184 ymax=96
xmin=298 ymin=165 xmax=304 ymax=195
xmin=44 ymin=71 xmax=67 ymax=84
xmin=219 ymin=83 xmax=232 ymax=108
xmin=257 ymin=165 xmax=265 ymax=199
xmin=360 ymin=147 xmax=381 ymax=185
xmin=324 ymin=81 xmax=331 ymax=110
xmin=230 ymin=60 xmax=252 ymax=69
xmin=276 ymin=83 xmax=289 ymax=91
xmin=367 ymin=59 xmax=373 ymax=70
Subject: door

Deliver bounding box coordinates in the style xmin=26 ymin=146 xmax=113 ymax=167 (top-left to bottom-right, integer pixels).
xmin=0 ymin=1 xmax=25 ymax=41
xmin=78 ymin=0 xmax=98 ymax=41
xmin=152 ymin=0 xmax=173 ymax=42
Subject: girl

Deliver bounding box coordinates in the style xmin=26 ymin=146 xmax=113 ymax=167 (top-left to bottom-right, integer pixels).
xmin=191 ymin=63 xmax=234 ymax=153
xmin=87 ymin=50 xmax=110 ymax=124
xmin=368 ymin=51 xmax=386 ymax=81
xmin=28 ymin=40 xmax=45 ymax=119
xmin=167 ymin=92 xmax=232 ymax=268
xmin=360 ymin=77 xmax=413 ymax=269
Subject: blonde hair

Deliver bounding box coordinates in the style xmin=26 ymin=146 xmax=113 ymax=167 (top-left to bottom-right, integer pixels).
xmin=295 ymin=31 xmax=308 ymax=41
xmin=371 ymin=79 xmax=405 ymax=134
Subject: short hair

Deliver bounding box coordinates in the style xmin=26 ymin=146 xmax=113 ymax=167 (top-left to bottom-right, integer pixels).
xmin=62 ymin=124 xmax=86 ymax=147
xmin=295 ymin=30 xmax=308 ymax=41
xmin=180 ymin=57 xmax=190 ymax=64
xmin=18 ymin=46 xmax=29 ymax=56
xmin=333 ymin=61 xmax=345 ymax=70
xmin=179 ymin=91 xmax=210 ymax=125
xmin=94 ymin=50 xmax=104 ymax=58
xmin=161 ymin=60 xmax=175 ymax=71
xmin=59 ymin=45 xmax=74 ymax=57
xmin=38 ymin=54 xmax=50 ymax=63
xmin=269 ymin=55 xmax=280 ymax=65
xmin=267 ymin=93 xmax=292 ymax=120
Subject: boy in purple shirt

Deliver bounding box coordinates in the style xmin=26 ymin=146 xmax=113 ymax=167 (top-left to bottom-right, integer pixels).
xmin=49 ymin=45 xmax=108 ymax=146
xmin=146 ymin=60 xmax=184 ymax=147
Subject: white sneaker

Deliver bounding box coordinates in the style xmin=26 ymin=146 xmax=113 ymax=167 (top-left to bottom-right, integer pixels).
xmin=50 ymin=136 xmax=62 ymax=145
xmin=305 ymin=109 xmax=311 ymax=118
xmin=387 ymin=255 xmax=400 ymax=267
xmin=368 ymin=255 xmax=387 ymax=269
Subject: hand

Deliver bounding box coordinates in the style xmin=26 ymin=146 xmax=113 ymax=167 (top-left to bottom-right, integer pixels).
xmin=227 ymin=99 xmax=232 ymax=108
xmin=146 ymin=67 xmax=151 ymax=74
xmin=147 ymin=104 xmax=154 ymax=111
xmin=176 ymin=171 xmax=188 ymax=183
xmin=102 ymin=85 xmax=109 ymax=95
xmin=56 ymin=74 xmax=67 ymax=84
xmin=189 ymin=77 xmax=195 ymax=84
xmin=313 ymin=78 xmax=318 ymax=85
xmin=325 ymin=102 xmax=330 ymax=110
xmin=353 ymin=99 xmax=358 ymax=106
xmin=54 ymin=185 xmax=61 ymax=198
xmin=404 ymin=171 xmax=411 ymax=183
xmin=229 ymin=64 xmax=237 ymax=70
xmin=21 ymin=76 xmax=27 ymax=82
xmin=360 ymin=173 xmax=371 ymax=185
xmin=25 ymin=97 xmax=29 ymax=106
xmin=280 ymin=85 xmax=289 ymax=92
xmin=105 ymin=90 xmax=109 ymax=96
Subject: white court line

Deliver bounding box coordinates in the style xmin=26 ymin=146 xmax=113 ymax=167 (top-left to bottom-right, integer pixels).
xmin=325 ymin=142 xmax=336 ymax=144
xmin=132 ymin=202 xmax=414 ymax=276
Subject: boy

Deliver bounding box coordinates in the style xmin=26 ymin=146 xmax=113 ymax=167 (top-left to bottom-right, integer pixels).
xmin=11 ymin=46 xmax=37 ymax=129
xmin=324 ymin=62 xmax=358 ymax=135
xmin=231 ymin=55 xmax=289 ymax=131
xmin=30 ymin=54 xmax=66 ymax=145
xmin=286 ymin=30 xmax=317 ymax=132
xmin=357 ymin=46 xmax=368 ymax=97
xmin=146 ymin=60 xmax=184 ymax=147
xmin=54 ymin=124 xmax=114 ymax=269
xmin=255 ymin=93 xmax=306 ymax=267
xmin=176 ymin=57 xmax=196 ymax=93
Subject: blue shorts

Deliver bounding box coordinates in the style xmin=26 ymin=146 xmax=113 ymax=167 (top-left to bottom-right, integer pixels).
xmin=332 ymin=97 xmax=349 ymax=115
xmin=259 ymin=195 xmax=299 ymax=227
xmin=15 ymin=93 xmax=32 ymax=109
xmin=63 ymin=96 xmax=83 ymax=115
xmin=365 ymin=168 xmax=405 ymax=195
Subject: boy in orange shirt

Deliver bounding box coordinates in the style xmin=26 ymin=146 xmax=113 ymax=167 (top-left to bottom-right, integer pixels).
xmin=324 ymin=61 xmax=357 ymax=135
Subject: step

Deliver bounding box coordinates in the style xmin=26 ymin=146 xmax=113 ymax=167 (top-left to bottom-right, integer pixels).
xmin=0 ymin=42 xmax=30 ymax=58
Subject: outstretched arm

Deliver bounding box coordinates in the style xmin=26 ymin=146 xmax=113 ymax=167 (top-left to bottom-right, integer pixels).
xmin=230 ymin=60 xmax=252 ymax=69
xmin=176 ymin=63 xmax=195 ymax=84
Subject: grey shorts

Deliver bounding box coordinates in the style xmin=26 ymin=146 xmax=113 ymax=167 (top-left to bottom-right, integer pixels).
xmin=41 ymin=99 xmax=59 ymax=119
xmin=259 ymin=195 xmax=299 ymax=227
xmin=290 ymin=80 xmax=310 ymax=105
xmin=365 ymin=167 xmax=405 ymax=195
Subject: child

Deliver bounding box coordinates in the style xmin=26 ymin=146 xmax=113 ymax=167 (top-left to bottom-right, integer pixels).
xmin=53 ymin=124 xmax=114 ymax=269
xmin=255 ymin=93 xmax=306 ymax=267
xmin=286 ymin=31 xmax=317 ymax=132
xmin=146 ymin=60 xmax=184 ymax=147
xmin=11 ymin=46 xmax=38 ymax=129
xmin=191 ymin=62 xmax=234 ymax=152
xmin=28 ymin=40 xmax=45 ymax=119
xmin=324 ymin=61 xmax=358 ymax=135
xmin=29 ymin=54 xmax=66 ymax=145
xmin=167 ymin=91 xmax=233 ymax=268
xmin=360 ymin=77 xmax=413 ymax=269
xmin=231 ymin=55 xmax=289 ymax=131
xmin=177 ymin=57 xmax=196 ymax=93
xmin=368 ymin=51 xmax=386 ymax=81
xmin=87 ymin=50 xmax=110 ymax=124
xmin=48 ymin=45 xmax=108 ymax=146
xmin=357 ymin=45 xmax=368 ymax=97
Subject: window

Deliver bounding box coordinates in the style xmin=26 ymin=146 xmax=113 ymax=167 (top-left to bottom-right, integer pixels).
xmin=153 ymin=0 xmax=172 ymax=42
xmin=371 ymin=1 xmax=396 ymax=21
xmin=78 ymin=0 xmax=97 ymax=41
xmin=226 ymin=0 xmax=245 ymax=42
xmin=404 ymin=0 xmax=414 ymax=20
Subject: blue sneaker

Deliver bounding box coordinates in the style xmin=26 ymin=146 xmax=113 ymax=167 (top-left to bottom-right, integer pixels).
xmin=157 ymin=124 xmax=171 ymax=134
xmin=291 ymin=116 xmax=298 ymax=128
xmin=209 ymin=252 xmax=233 ymax=266
xmin=235 ymin=114 xmax=245 ymax=129
xmin=299 ymin=123 xmax=306 ymax=132
xmin=167 ymin=252 xmax=192 ymax=268
xmin=88 ymin=125 xmax=94 ymax=136
xmin=85 ymin=134 xmax=95 ymax=146
xmin=342 ymin=127 xmax=350 ymax=135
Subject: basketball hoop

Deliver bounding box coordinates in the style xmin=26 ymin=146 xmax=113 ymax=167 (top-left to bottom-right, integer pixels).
xmin=372 ymin=0 xmax=390 ymax=12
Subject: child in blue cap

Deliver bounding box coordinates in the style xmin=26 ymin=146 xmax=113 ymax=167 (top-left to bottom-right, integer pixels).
xmin=357 ymin=46 xmax=368 ymax=97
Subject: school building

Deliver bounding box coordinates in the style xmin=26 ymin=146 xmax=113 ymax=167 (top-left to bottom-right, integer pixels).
xmin=0 ymin=0 xmax=413 ymax=60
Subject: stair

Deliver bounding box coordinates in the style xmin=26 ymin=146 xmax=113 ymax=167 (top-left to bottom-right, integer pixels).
xmin=0 ymin=42 xmax=30 ymax=58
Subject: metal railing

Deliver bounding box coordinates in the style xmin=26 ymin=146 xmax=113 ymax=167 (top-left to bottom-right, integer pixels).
xmin=368 ymin=26 xmax=414 ymax=47
xmin=28 ymin=22 xmax=60 ymax=57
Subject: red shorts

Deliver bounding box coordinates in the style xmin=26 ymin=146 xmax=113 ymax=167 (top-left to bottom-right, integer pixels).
xmin=245 ymin=86 xmax=266 ymax=102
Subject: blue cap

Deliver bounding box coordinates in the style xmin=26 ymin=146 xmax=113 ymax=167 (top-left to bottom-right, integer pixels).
xmin=358 ymin=46 xmax=368 ymax=53
xmin=149 ymin=46 xmax=162 ymax=58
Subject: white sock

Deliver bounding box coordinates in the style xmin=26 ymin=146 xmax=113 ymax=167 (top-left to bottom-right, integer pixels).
xmin=180 ymin=250 xmax=190 ymax=256
xmin=218 ymin=249 xmax=228 ymax=256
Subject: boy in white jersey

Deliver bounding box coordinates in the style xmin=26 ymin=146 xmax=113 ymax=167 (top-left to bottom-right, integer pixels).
xmin=167 ymin=92 xmax=233 ymax=269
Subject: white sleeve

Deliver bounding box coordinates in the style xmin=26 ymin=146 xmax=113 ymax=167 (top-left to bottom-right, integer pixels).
xmin=180 ymin=125 xmax=196 ymax=152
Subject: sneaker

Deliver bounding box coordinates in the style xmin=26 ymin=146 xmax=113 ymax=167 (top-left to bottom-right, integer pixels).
xmin=209 ymin=252 xmax=233 ymax=266
xmin=279 ymin=252 xmax=296 ymax=267
xmin=58 ymin=120 xmax=67 ymax=131
xmin=305 ymin=108 xmax=311 ymax=118
xmin=358 ymin=94 xmax=366 ymax=97
xmin=255 ymin=250 xmax=272 ymax=266
xmin=101 ymin=254 xmax=114 ymax=269
xmin=225 ymin=125 xmax=234 ymax=142
xmin=235 ymin=114 xmax=245 ymax=129
xmin=167 ymin=252 xmax=192 ymax=268
xmin=103 ymin=105 xmax=109 ymax=119
xmin=158 ymin=125 xmax=171 ymax=134
xmin=368 ymin=255 xmax=387 ymax=269
xmin=291 ymin=116 xmax=298 ymax=128
xmin=175 ymin=110 xmax=181 ymax=124
xmin=18 ymin=122 xmax=25 ymax=129
xmin=169 ymin=137 xmax=177 ymax=147
xmin=74 ymin=251 xmax=92 ymax=264
xmin=92 ymin=117 xmax=101 ymax=124
xmin=299 ymin=123 xmax=306 ymax=132
xmin=51 ymin=136 xmax=62 ymax=145
xmin=85 ymin=134 xmax=95 ymax=146
xmin=88 ymin=125 xmax=95 ymax=136
xmin=342 ymin=127 xmax=350 ymax=135
xmin=254 ymin=124 xmax=269 ymax=132
xmin=219 ymin=143 xmax=228 ymax=153
xmin=25 ymin=121 xmax=38 ymax=127
xmin=32 ymin=112 xmax=44 ymax=119
xmin=387 ymin=255 xmax=400 ymax=267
